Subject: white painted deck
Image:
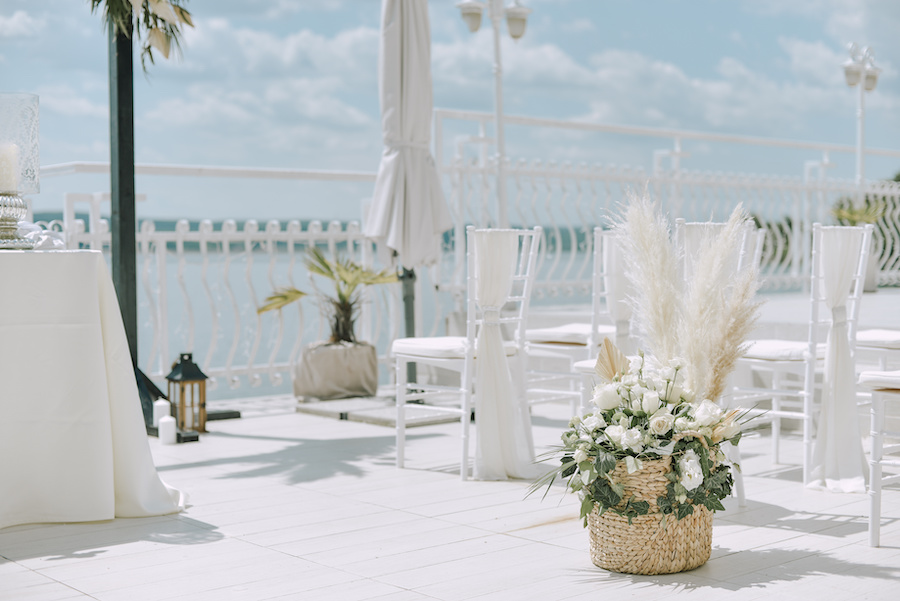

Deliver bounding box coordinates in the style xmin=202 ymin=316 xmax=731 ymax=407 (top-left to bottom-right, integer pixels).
xmin=2 ymin=288 xmax=900 ymax=600
xmin=1 ymin=394 xmax=898 ymax=601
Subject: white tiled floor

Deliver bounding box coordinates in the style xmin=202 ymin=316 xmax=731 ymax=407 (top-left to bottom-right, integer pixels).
xmin=2 ymin=397 xmax=898 ymax=601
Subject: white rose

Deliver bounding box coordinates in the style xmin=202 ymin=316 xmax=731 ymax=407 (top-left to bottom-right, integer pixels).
xmin=604 ymin=425 xmax=625 ymax=446
xmin=649 ymin=411 xmax=674 ymax=436
xmin=622 ymin=428 xmax=644 ymax=453
xmin=641 ymin=390 xmax=661 ymax=415
xmin=592 ymin=384 xmax=622 ymax=411
xmin=678 ymin=449 xmax=704 ymax=491
xmin=693 ymin=399 xmax=724 ymax=427
xmin=573 ymin=448 xmax=588 ymax=464
xmin=582 ymin=414 xmax=606 ymax=432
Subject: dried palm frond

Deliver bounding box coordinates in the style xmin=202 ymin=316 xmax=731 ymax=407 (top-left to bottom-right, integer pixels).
xmin=595 ymin=337 xmax=629 ymax=382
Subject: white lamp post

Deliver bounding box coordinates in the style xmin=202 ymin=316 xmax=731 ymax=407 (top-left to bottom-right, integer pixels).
xmin=842 ymin=43 xmax=880 ymax=206
xmin=457 ymin=0 xmax=531 ymax=228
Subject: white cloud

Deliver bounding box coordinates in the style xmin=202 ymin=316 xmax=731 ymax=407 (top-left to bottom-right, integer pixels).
xmin=0 ymin=10 xmax=44 ymax=37
xmin=39 ymin=85 xmax=107 ymax=118
xmin=778 ymin=37 xmax=859 ymax=87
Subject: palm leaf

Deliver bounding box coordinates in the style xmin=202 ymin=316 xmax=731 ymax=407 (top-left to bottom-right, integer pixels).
xmin=257 ymin=287 xmax=307 ymax=314
xmin=594 ymin=337 xmax=629 ymax=382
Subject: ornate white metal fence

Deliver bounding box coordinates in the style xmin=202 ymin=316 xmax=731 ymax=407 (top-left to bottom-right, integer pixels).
xmin=53 ymin=192 xmax=402 ymax=395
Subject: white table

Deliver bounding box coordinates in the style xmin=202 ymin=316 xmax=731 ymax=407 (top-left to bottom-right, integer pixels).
xmin=0 ymin=250 xmax=185 ymax=530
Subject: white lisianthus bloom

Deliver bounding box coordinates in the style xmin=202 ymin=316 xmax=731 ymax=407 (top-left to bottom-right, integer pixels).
xmin=660 ymin=366 xmax=676 ymax=382
xmin=649 ymin=411 xmax=674 ymax=435
xmin=604 ymin=424 xmax=625 ymax=446
xmin=573 ymin=448 xmax=588 ymax=464
xmin=582 ymin=414 xmax=606 ymax=432
xmin=621 ymin=374 xmax=638 ymax=386
xmin=693 ymin=399 xmax=724 ymax=427
xmin=662 ymin=383 xmax=683 ymax=403
xmin=629 ymin=355 xmax=644 ymax=374
xmin=641 ymin=390 xmax=661 ymax=415
xmin=678 ymin=449 xmax=704 ymax=491
xmin=674 ymin=416 xmax=694 ymax=432
xmin=622 ymin=428 xmax=644 ymax=453
xmin=592 ymin=383 xmax=622 ymax=411
xmin=668 ymin=357 xmax=686 ymax=370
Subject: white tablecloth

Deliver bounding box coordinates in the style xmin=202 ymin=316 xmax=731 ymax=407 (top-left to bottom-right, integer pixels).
xmin=0 ymin=250 xmax=186 ymax=530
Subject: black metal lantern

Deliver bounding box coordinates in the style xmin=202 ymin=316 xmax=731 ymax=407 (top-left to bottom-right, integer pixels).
xmin=166 ymin=353 xmax=209 ymax=433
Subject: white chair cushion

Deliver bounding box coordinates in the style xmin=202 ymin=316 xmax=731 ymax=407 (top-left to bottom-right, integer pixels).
xmin=573 ymin=358 xmax=595 ymax=374
xmin=859 ymin=370 xmax=900 ymax=391
xmin=857 ymin=329 xmax=900 ymax=350
xmin=392 ymin=336 xmax=517 ymax=359
xmin=525 ymin=322 xmax=616 ymax=345
xmin=743 ymin=339 xmax=808 ymax=361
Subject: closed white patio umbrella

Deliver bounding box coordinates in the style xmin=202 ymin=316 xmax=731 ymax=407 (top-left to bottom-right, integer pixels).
xmin=365 ymin=0 xmax=452 ymax=280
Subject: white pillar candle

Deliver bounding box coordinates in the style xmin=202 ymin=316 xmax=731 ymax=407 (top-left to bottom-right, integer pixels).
xmin=0 ymin=143 xmax=19 ymax=193
xmin=158 ymin=415 xmax=177 ymax=445
xmin=153 ymin=398 xmax=171 ymax=427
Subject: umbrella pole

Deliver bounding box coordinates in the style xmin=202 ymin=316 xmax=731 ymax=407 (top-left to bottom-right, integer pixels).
xmin=400 ymin=267 xmax=417 ymax=383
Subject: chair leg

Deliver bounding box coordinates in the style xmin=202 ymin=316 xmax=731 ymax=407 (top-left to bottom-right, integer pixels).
xmin=395 ymin=356 xmax=407 ymax=469
xmin=729 ymin=441 xmax=747 ymax=507
xmin=869 ymin=392 xmax=885 ymax=547
xmin=461 ymin=359 xmax=472 ymax=481
xmin=580 ymin=373 xmax=591 ymax=417
xmin=772 ymin=370 xmax=782 ymax=464
xmin=802 ymin=377 xmax=813 ymax=486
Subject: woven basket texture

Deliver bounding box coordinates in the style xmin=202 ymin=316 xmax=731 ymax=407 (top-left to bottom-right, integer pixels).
xmin=587 ymin=456 xmax=712 ymax=575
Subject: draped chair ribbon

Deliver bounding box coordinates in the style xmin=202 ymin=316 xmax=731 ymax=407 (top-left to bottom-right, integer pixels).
xmin=473 ymin=230 xmax=538 ymax=481
xmin=808 ymin=227 xmax=866 ymax=493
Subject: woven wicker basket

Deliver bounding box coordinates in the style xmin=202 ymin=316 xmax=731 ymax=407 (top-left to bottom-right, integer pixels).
xmin=587 ymin=456 xmax=712 ymax=575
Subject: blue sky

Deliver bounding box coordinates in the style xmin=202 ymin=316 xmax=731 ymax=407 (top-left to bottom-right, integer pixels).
xmin=2 ymin=0 xmax=899 ymax=220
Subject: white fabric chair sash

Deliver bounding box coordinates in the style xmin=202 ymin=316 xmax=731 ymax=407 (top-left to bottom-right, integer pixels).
xmin=808 ymin=226 xmax=867 ymax=493
xmin=473 ymin=229 xmax=537 ymax=480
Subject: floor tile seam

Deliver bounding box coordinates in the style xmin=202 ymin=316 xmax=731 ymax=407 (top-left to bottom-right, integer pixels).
xmin=2 ymin=559 xmax=101 ymax=600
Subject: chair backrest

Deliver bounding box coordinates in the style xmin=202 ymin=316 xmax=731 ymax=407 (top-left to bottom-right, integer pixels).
xmin=465 ymin=226 xmax=542 ymax=352
xmin=590 ymin=227 xmax=632 ymax=352
xmin=807 ymin=223 xmax=874 ymax=350
xmin=674 ymin=218 xmax=764 ymax=284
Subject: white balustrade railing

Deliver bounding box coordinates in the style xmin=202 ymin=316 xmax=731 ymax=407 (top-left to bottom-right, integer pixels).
xmin=54 ymin=193 xmax=402 ymax=395
xmin=434 ymin=109 xmax=900 ymax=315
xmin=36 ymin=111 xmax=900 ymax=395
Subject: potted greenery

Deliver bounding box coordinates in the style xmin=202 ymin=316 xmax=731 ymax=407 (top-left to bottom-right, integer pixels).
xmin=831 ymin=197 xmax=884 ymax=292
xmin=258 ymin=248 xmax=397 ymax=400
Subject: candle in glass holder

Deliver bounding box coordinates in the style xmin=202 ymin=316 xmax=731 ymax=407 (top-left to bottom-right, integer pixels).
xmin=0 ymin=143 xmax=19 ymax=193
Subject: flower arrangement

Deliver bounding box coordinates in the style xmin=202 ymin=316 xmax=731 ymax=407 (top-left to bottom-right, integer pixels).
xmin=533 ymin=194 xmax=762 ymax=557
xmin=543 ymin=340 xmax=744 ymax=525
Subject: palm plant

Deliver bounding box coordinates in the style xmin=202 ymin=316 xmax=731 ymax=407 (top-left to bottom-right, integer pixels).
xmin=258 ymin=248 xmax=398 ymax=344
xmin=91 ymin=0 xmax=194 ymax=69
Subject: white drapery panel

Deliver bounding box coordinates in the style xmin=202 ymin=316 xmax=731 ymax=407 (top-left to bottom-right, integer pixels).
xmin=808 ymin=227 xmax=867 ymax=493
xmin=364 ymin=0 xmax=451 ymax=268
xmin=473 ymin=230 xmax=536 ymax=480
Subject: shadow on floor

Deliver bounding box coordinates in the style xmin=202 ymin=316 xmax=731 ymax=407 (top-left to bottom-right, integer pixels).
xmin=567 ymin=544 xmax=900 ymax=591
xmin=157 ymin=430 xmax=443 ymax=485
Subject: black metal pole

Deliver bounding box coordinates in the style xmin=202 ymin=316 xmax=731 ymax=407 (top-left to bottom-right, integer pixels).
xmin=400 ymin=267 xmax=417 ymax=382
xmin=109 ymin=18 xmax=138 ymax=367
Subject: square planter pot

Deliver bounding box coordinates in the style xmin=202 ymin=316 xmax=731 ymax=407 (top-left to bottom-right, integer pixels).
xmin=293 ymin=340 xmax=378 ymax=400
